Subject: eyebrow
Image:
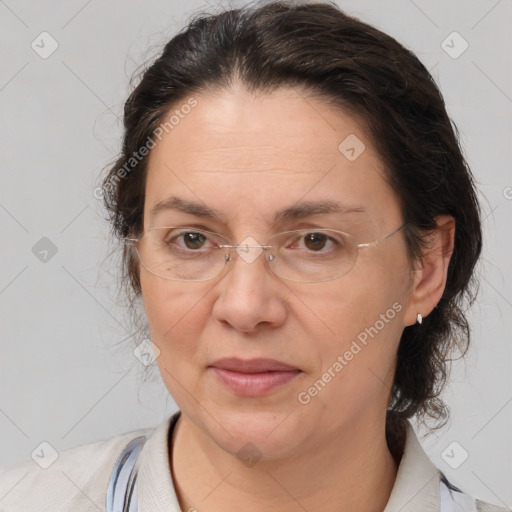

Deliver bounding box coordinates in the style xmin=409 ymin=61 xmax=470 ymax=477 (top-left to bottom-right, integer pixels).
xmin=150 ymin=196 xmax=366 ymax=224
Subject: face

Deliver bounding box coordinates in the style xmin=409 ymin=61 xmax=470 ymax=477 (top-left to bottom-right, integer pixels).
xmin=139 ymin=84 xmax=415 ymax=460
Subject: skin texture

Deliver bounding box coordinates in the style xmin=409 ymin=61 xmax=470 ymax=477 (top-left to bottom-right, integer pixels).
xmin=139 ymin=84 xmax=455 ymax=512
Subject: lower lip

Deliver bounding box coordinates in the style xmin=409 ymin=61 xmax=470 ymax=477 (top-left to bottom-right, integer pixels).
xmin=211 ymin=368 xmax=301 ymax=397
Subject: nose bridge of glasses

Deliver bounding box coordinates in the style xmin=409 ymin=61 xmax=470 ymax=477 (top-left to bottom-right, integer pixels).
xmin=221 ymin=236 xmax=273 ymax=265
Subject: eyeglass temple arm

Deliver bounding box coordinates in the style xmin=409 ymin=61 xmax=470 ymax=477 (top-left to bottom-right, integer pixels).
xmin=356 ymin=223 xmax=407 ymax=249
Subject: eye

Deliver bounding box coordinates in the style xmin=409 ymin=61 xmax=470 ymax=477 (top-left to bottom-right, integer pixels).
xmin=289 ymin=231 xmax=342 ymax=253
xmin=303 ymin=232 xmax=329 ymax=251
xmin=163 ymin=230 xmax=216 ymax=251
xmin=182 ymin=232 xmax=208 ymax=250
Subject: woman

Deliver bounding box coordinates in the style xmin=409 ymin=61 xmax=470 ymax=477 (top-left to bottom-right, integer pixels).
xmin=0 ymin=1 xmax=509 ymax=511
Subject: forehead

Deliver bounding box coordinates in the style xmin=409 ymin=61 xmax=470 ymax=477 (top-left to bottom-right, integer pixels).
xmin=144 ymin=86 xmax=401 ymax=229
xmin=149 ymin=85 xmax=369 ymax=166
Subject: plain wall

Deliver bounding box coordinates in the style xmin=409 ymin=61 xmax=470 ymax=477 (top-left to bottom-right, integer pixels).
xmin=0 ymin=0 xmax=510 ymax=506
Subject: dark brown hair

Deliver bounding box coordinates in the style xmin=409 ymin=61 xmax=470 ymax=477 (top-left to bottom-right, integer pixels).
xmin=101 ymin=0 xmax=482 ymax=459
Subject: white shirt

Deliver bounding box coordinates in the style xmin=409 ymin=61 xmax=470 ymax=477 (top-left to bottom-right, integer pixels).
xmin=0 ymin=410 xmax=509 ymax=511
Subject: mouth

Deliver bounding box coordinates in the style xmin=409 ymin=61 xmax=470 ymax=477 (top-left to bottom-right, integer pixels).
xmin=208 ymin=358 xmax=301 ymax=397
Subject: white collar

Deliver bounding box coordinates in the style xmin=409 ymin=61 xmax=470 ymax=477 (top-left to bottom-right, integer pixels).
xmin=383 ymin=420 xmax=441 ymax=511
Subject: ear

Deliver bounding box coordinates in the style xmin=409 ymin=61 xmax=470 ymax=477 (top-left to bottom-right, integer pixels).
xmin=403 ymin=215 xmax=455 ymax=327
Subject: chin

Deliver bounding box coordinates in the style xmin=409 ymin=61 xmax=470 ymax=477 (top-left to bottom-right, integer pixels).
xmin=198 ymin=405 xmax=310 ymax=461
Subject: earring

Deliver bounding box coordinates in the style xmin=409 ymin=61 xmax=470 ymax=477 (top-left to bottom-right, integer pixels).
xmin=416 ymin=313 xmax=422 ymax=325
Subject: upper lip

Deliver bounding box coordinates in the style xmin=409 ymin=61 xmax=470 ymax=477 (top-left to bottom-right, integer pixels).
xmin=209 ymin=358 xmax=299 ymax=373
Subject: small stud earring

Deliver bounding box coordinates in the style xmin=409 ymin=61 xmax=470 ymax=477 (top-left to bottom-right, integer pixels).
xmin=417 ymin=313 xmax=422 ymax=325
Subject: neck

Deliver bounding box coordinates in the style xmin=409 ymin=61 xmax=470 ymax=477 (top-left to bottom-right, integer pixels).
xmin=170 ymin=412 xmax=399 ymax=512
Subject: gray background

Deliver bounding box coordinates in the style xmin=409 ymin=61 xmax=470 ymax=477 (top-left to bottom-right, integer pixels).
xmin=0 ymin=0 xmax=510 ymax=506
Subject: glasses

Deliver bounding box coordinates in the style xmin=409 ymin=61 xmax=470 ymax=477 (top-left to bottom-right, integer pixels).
xmin=124 ymin=223 xmax=407 ymax=283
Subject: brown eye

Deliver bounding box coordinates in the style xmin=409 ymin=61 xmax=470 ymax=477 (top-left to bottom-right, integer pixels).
xmin=286 ymin=231 xmax=344 ymax=256
xmin=162 ymin=230 xmax=212 ymax=253
xmin=182 ymin=232 xmax=207 ymax=250
xmin=303 ymin=233 xmax=329 ymax=251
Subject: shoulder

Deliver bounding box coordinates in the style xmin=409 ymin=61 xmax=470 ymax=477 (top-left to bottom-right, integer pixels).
xmin=0 ymin=425 xmax=155 ymax=512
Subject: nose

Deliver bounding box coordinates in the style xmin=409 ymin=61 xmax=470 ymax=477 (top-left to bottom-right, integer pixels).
xmin=211 ymin=242 xmax=287 ymax=334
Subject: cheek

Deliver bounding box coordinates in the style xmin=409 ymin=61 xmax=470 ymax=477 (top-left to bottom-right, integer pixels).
xmin=140 ymin=272 xmax=210 ymax=371
xmin=140 ymin=274 xmax=220 ymax=411
xmin=312 ymin=252 xmax=408 ymax=340
xmin=304 ymin=253 xmax=410 ymax=398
